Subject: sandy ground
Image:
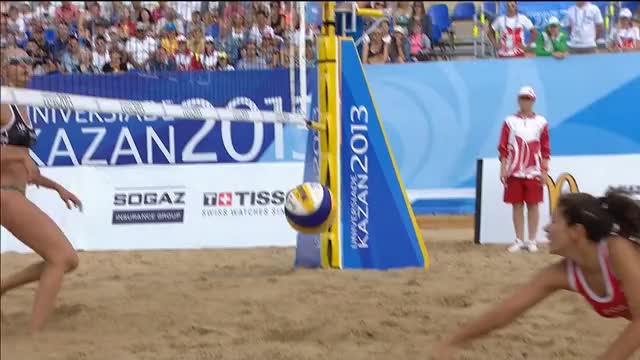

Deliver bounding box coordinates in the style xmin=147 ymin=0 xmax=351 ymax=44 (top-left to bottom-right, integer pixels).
xmin=1 ymin=216 xmax=635 ymax=360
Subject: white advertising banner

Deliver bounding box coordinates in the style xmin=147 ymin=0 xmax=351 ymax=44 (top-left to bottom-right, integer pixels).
xmin=1 ymin=163 xmax=304 ymax=253
xmin=476 ymin=154 xmax=640 ymax=245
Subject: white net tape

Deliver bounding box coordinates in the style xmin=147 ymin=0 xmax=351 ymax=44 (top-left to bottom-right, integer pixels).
xmin=0 ymin=86 xmax=308 ymax=126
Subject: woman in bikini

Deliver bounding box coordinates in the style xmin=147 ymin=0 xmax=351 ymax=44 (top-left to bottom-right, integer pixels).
xmin=1 ymin=47 xmax=82 ymax=333
xmin=436 ymin=190 xmax=640 ymax=359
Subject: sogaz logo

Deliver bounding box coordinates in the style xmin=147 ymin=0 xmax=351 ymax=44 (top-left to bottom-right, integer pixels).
xmin=111 ymin=186 xmax=186 ymax=225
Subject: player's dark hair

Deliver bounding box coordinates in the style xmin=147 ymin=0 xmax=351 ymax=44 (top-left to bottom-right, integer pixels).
xmin=601 ymin=190 xmax=640 ymax=243
xmin=558 ymin=191 xmax=640 ymax=244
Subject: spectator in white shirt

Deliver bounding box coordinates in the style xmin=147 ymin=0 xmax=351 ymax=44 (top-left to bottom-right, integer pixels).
xmin=200 ymin=36 xmax=219 ymax=70
xmin=170 ymin=1 xmax=201 ymax=22
xmin=362 ymin=18 xmax=393 ymax=46
xmin=216 ymin=52 xmax=235 ymax=71
xmin=249 ymin=9 xmax=275 ymax=46
xmin=237 ymin=41 xmax=267 ymax=70
xmin=92 ymin=35 xmax=110 ymax=72
xmin=19 ymin=3 xmax=33 ymax=28
xmin=488 ymin=1 xmax=537 ymax=58
xmin=565 ymin=1 xmax=604 ymax=54
xmin=33 ymin=1 xmax=56 ymax=24
xmin=608 ymin=8 xmax=639 ymax=51
xmin=7 ymin=6 xmax=26 ymax=34
xmin=125 ymin=22 xmax=157 ymax=70
xmin=92 ymin=19 xmax=112 ymax=45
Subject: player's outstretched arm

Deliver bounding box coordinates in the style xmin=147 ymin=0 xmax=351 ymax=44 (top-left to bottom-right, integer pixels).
xmin=435 ymin=261 xmax=569 ymax=356
xmin=600 ymin=237 xmax=640 ymax=360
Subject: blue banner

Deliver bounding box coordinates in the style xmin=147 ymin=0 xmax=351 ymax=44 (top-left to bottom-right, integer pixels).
xmin=338 ymin=39 xmax=428 ymax=270
xmin=29 ymin=70 xmax=315 ymax=167
xmin=366 ymin=53 xmax=640 ymax=193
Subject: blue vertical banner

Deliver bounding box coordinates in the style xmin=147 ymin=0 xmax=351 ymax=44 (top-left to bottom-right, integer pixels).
xmin=338 ymin=39 xmax=429 ymax=270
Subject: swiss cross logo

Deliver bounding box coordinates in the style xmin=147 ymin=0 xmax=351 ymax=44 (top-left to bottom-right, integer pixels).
xmin=218 ymin=192 xmax=232 ymax=206
xmin=203 ymin=192 xmax=233 ymax=206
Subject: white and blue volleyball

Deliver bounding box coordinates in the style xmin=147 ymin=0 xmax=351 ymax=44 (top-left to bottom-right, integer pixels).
xmin=284 ymin=182 xmax=336 ymax=234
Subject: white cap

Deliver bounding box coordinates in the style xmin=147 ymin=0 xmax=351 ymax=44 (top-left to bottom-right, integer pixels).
xmin=518 ymin=86 xmax=536 ymax=99
xmin=619 ymin=8 xmax=632 ymax=18
xmin=262 ymin=27 xmax=275 ymax=38
xmin=547 ymin=16 xmax=560 ymax=26
xmin=394 ymin=26 xmax=407 ymax=36
xmin=205 ymin=35 xmax=215 ymax=43
xmin=176 ymin=35 xmax=187 ymax=42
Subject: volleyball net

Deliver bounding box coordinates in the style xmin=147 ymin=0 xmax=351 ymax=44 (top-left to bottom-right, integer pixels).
xmin=1 ymin=2 xmax=428 ymax=271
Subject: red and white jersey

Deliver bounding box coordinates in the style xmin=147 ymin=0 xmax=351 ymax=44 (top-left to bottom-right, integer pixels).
xmin=498 ymin=112 xmax=550 ymax=179
xmin=610 ymin=26 xmax=639 ymax=50
xmin=174 ymin=49 xmax=202 ymax=71
xmin=491 ymin=14 xmax=534 ymax=58
xmin=566 ymin=242 xmax=632 ymax=320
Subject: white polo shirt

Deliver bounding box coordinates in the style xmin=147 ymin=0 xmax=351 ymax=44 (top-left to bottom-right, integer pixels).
xmin=565 ymin=2 xmax=604 ymax=48
xmin=125 ymin=36 xmax=157 ymax=65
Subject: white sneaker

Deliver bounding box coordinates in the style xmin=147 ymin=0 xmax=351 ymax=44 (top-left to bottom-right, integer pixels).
xmin=508 ymin=240 xmax=525 ymax=253
xmin=526 ymin=241 xmax=539 ymax=252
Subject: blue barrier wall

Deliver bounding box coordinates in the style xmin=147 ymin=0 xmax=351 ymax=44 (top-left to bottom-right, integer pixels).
xmin=366 ymin=53 xmax=640 ymax=196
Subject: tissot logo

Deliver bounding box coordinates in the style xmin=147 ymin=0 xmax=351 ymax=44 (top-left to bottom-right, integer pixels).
xmin=112 ymin=186 xmax=186 ymax=225
xmin=202 ymin=190 xmax=286 ymax=217
xmin=202 ymin=191 xmax=285 ymax=207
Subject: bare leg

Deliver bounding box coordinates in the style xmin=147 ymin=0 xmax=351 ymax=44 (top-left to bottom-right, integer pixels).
xmin=527 ymin=203 xmax=540 ymax=242
xmin=1 ymin=261 xmax=45 ymax=296
xmin=1 ymin=190 xmax=79 ymax=333
xmin=512 ymin=203 xmax=525 ymax=241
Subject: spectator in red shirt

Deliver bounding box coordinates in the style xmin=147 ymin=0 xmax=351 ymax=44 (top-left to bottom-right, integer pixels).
xmin=174 ymin=35 xmax=202 ymax=71
xmin=152 ymin=1 xmax=170 ymax=22
xmin=224 ymin=2 xmax=246 ymax=21
xmin=498 ymin=86 xmax=551 ymax=253
xmin=55 ymin=1 xmax=80 ymax=25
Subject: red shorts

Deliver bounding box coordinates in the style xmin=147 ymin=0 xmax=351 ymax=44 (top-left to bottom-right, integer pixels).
xmin=504 ymin=176 xmax=543 ymax=204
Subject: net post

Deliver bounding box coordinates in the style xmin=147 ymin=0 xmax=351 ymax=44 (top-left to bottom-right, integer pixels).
xmin=318 ymin=1 xmax=341 ymax=269
xmin=299 ymin=2 xmax=307 ymax=116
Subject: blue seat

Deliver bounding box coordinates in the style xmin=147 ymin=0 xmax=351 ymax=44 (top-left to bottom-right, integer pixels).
xmin=452 ymin=2 xmax=476 ymax=21
xmin=430 ymin=25 xmax=442 ymax=44
xmin=44 ymin=29 xmax=56 ymax=44
xmin=206 ymin=24 xmax=219 ymax=39
xmin=429 ymin=4 xmax=451 ymax=33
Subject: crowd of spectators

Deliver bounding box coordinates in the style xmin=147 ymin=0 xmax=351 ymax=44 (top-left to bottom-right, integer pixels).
xmin=1 ymin=1 xmax=639 ymax=75
xmin=357 ymin=1 xmax=640 ymax=64
xmin=0 ymin=1 xmax=320 ymax=75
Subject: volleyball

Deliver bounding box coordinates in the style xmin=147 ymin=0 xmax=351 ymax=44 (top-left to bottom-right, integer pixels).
xmin=284 ymin=182 xmax=336 ymax=234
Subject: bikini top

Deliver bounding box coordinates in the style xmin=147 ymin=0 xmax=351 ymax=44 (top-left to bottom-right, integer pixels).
xmin=0 ymin=104 xmax=37 ymax=148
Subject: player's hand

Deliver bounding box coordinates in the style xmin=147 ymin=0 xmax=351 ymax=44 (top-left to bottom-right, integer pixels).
xmin=57 ymin=187 xmax=83 ymax=212
xmin=540 ymin=171 xmax=548 ymax=185
xmin=500 ymin=170 xmax=508 ymax=185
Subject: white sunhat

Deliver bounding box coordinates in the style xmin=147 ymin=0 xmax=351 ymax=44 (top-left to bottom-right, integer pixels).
xmin=619 ymin=8 xmax=632 ymax=18
xmin=518 ymin=86 xmax=536 ymax=99
xmin=547 ymin=16 xmax=561 ymax=26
